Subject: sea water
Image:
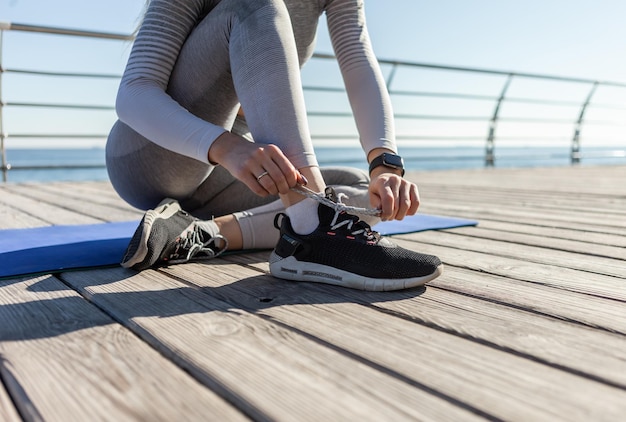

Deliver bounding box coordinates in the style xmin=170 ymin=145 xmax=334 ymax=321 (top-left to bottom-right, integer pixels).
xmin=2 ymin=146 xmax=625 ymax=183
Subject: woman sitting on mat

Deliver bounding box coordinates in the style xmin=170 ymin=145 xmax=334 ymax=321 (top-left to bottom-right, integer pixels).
xmin=106 ymin=0 xmax=443 ymax=291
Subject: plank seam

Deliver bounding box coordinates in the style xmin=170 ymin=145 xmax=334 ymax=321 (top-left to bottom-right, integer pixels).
xmin=0 ymin=354 xmax=45 ymax=421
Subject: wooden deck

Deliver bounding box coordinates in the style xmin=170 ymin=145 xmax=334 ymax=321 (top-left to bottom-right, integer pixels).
xmin=1 ymin=165 xmax=625 ymax=421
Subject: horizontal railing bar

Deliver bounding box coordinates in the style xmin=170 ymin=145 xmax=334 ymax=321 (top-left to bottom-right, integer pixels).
xmin=0 ymin=21 xmax=133 ymax=41
xmin=312 ymin=135 xmax=487 ymax=140
xmin=506 ymin=98 xmax=626 ymax=109
xmin=309 ymin=86 xmax=626 ymax=110
xmin=392 ymin=91 xmax=590 ymax=107
xmin=2 ymin=67 xmax=123 ymax=79
xmin=1 ymin=164 xmax=105 ymax=170
xmin=7 ymin=134 xmax=108 ymax=139
xmin=312 ymin=53 xmax=626 ymax=88
xmin=5 ymin=101 xmax=115 ymax=110
xmin=389 ymin=90 xmax=497 ymax=101
xmin=312 ymin=136 xmax=576 ymax=142
xmin=310 ymin=112 xmax=626 ymax=126
xmin=301 ymin=85 xmax=345 ymax=93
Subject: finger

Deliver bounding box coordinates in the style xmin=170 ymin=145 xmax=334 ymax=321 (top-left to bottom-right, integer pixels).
xmin=395 ymin=183 xmax=412 ymax=220
xmin=378 ymin=184 xmax=396 ymax=221
xmin=408 ymin=183 xmax=420 ymax=215
xmin=246 ymin=171 xmax=270 ymax=197
xmin=251 ymin=144 xmax=298 ymax=193
xmin=265 ymin=145 xmax=301 ymax=190
xmin=256 ymin=162 xmax=283 ymax=196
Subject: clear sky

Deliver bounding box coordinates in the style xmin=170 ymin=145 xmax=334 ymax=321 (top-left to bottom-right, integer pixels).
xmin=1 ymin=0 xmax=626 ymax=148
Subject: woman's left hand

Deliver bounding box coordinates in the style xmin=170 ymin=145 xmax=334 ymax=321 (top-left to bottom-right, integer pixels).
xmin=368 ymin=169 xmax=420 ymax=221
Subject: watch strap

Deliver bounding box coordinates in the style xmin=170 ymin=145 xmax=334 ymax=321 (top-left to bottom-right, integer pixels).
xmin=368 ymin=153 xmax=405 ymax=177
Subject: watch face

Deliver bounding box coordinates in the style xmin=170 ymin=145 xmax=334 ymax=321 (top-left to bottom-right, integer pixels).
xmin=383 ymin=153 xmax=403 ymax=168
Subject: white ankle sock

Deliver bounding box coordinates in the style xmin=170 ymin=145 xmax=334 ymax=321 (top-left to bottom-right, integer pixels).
xmin=195 ymin=220 xmax=225 ymax=248
xmin=285 ymin=197 xmax=320 ymax=235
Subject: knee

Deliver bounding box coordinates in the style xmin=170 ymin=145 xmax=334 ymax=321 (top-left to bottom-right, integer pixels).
xmin=235 ymin=0 xmax=289 ymax=23
xmin=321 ymin=166 xmax=371 ymax=188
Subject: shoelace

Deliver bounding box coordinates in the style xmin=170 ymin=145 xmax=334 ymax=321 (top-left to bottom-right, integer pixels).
xmin=330 ymin=210 xmax=378 ymax=242
xmin=168 ymin=225 xmax=229 ymax=264
xmin=291 ymin=185 xmax=382 ymax=217
xmin=292 ymin=185 xmax=379 ymax=242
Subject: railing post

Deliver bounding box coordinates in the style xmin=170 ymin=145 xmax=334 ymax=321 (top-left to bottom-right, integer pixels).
xmin=485 ymin=74 xmax=513 ymax=167
xmin=571 ymin=81 xmax=598 ymax=165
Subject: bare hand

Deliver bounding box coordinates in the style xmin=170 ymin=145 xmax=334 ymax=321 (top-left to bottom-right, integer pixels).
xmin=208 ymin=132 xmax=305 ymax=196
xmin=369 ymin=170 xmax=420 ymax=221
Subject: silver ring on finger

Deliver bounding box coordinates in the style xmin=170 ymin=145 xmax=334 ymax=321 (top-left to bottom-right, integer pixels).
xmin=256 ymin=171 xmax=269 ymax=181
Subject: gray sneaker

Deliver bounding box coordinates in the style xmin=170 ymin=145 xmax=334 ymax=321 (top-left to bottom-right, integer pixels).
xmin=121 ymin=199 xmax=227 ymax=271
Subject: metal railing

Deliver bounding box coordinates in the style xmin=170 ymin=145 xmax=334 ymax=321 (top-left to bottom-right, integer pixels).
xmin=1 ymin=21 xmax=626 ymax=182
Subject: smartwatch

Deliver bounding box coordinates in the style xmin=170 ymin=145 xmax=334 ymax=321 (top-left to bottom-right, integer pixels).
xmin=369 ymin=153 xmax=405 ymax=177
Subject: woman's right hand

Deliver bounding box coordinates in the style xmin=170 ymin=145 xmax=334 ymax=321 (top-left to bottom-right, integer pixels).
xmin=208 ymin=131 xmax=305 ymax=197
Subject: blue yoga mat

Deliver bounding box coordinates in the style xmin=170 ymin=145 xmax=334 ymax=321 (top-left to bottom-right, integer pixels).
xmin=373 ymin=214 xmax=477 ymax=236
xmin=0 ymin=214 xmax=476 ymax=279
xmin=0 ymin=221 xmax=138 ymax=279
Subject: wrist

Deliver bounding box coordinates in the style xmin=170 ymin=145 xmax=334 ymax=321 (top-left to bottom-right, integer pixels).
xmin=370 ymin=165 xmax=403 ymax=179
xmin=208 ymin=131 xmax=243 ymax=165
xmin=368 ymin=151 xmax=405 ymax=177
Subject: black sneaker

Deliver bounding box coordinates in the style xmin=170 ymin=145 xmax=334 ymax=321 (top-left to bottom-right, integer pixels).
xmin=269 ymin=188 xmax=443 ymax=291
xmin=121 ymin=199 xmax=227 ymax=271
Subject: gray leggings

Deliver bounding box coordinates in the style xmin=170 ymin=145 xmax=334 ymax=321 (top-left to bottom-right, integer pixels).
xmin=108 ymin=120 xmax=373 ymax=249
xmin=106 ymin=0 xmax=375 ymax=249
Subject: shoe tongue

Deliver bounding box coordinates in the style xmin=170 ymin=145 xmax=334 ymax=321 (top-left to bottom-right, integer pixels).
xmin=313 ymin=187 xmax=338 ymax=227
xmin=317 ymin=200 xmax=337 ymax=227
xmin=317 ymin=187 xmax=357 ymax=229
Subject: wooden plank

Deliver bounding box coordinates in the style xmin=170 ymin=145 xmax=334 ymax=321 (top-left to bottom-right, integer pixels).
xmin=47 ymin=181 xmax=125 ymax=199
xmin=59 ymin=267 xmax=485 ymax=421
xmin=424 ymin=199 xmax=626 ymax=230
xmin=452 ymin=219 xmax=626 ymax=248
xmin=1 ymin=184 xmax=140 ymax=223
xmin=0 ymin=191 xmax=47 ymax=229
xmin=159 ymin=261 xmax=626 ymax=421
xmin=405 ymin=230 xmax=626 ymax=279
xmin=410 ymin=166 xmax=626 ymax=196
xmin=0 ymin=275 xmax=245 ymax=421
xmin=394 ymin=236 xmax=626 ymax=301
xmin=440 ymin=226 xmax=625 ymax=260
xmin=222 ymin=253 xmax=626 ymax=388
xmin=0 ymin=187 xmax=100 ymax=225
xmin=423 ymin=204 xmax=626 ymax=237
xmin=434 ymin=267 xmax=626 ymax=334
xmin=35 ymin=182 xmax=142 ymax=217
xmin=421 ymin=188 xmax=626 ymax=217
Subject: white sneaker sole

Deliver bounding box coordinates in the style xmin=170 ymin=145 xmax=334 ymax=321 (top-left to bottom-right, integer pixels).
xmin=269 ymin=253 xmax=444 ymax=291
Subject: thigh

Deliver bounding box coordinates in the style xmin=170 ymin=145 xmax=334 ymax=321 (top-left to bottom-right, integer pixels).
xmin=167 ymin=0 xmax=246 ymax=127
xmin=106 ymin=121 xmax=214 ymax=210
